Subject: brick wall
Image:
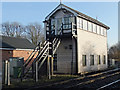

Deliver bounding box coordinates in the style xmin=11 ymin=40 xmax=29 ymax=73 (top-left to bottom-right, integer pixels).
xmin=2 ymin=50 xmax=13 ymax=61
xmin=1 ymin=49 xmax=38 ymax=62
xmin=13 ymin=50 xmax=34 ymax=61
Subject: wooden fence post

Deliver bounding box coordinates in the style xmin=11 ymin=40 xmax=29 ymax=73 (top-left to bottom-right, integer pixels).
xmin=47 ymin=57 xmax=51 ymax=79
xmin=51 ymin=57 xmax=53 ymax=76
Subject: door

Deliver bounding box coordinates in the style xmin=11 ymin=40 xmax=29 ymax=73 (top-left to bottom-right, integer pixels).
xmin=56 ymin=18 xmax=62 ymax=35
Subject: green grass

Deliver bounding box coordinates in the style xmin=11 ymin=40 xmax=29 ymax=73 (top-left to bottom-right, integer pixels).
xmin=2 ymin=75 xmax=79 ymax=89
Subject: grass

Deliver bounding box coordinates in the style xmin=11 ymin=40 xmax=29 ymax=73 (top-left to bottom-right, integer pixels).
xmin=2 ymin=74 xmax=79 ymax=89
xmin=3 ymin=67 xmax=119 ymax=89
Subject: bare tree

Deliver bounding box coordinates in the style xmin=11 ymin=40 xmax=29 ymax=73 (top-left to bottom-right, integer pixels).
xmin=109 ymin=42 xmax=120 ymax=60
xmin=2 ymin=22 xmax=25 ymax=37
xmin=2 ymin=22 xmax=45 ymax=46
xmin=25 ymin=23 xmax=45 ymax=46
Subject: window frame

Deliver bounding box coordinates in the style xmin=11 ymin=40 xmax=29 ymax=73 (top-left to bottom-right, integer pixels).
xmin=77 ymin=18 xmax=83 ymax=29
xmin=90 ymin=55 xmax=94 ymax=66
xmin=101 ymin=27 xmax=104 ymax=35
xmin=103 ymin=55 xmax=106 ymax=64
xmin=97 ymin=25 xmax=100 ymax=34
xmin=93 ymin=23 xmax=97 ymax=33
xmin=83 ymin=19 xmax=88 ymax=30
xmin=97 ymin=55 xmax=101 ymax=65
xmin=82 ymin=55 xmax=87 ymax=66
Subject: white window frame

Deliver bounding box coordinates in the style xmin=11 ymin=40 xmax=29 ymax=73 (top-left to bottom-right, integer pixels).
xmin=101 ymin=27 xmax=104 ymax=35
xmin=88 ymin=21 xmax=92 ymax=32
xmin=97 ymin=25 xmax=100 ymax=34
xmin=93 ymin=23 xmax=97 ymax=33
xmin=77 ymin=18 xmax=83 ymax=29
xmin=82 ymin=55 xmax=87 ymax=66
xmin=83 ymin=19 xmax=87 ymax=30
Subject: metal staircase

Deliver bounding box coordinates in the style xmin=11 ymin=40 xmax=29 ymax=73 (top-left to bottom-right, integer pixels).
xmin=21 ymin=22 xmax=76 ymax=80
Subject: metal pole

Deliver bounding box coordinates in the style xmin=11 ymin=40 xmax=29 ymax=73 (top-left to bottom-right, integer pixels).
xmin=35 ymin=61 xmax=38 ymax=82
xmin=7 ymin=60 xmax=10 ymax=85
xmin=71 ymin=36 xmax=73 ymax=75
xmin=71 ymin=22 xmax=73 ymax=75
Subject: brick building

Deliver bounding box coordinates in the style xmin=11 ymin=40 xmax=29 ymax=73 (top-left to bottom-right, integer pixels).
xmin=0 ymin=36 xmax=35 ymax=63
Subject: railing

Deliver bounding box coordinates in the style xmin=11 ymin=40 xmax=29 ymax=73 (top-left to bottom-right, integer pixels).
xmin=23 ymin=42 xmax=41 ymax=68
xmin=61 ymin=22 xmax=77 ymax=36
xmin=22 ymin=41 xmax=49 ymax=78
xmin=46 ymin=22 xmax=77 ymax=37
xmin=22 ymin=22 xmax=77 ymax=80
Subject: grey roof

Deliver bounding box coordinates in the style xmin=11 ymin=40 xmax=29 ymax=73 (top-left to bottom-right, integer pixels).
xmin=0 ymin=36 xmax=35 ymax=49
xmin=45 ymin=4 xmax=110 ymax=30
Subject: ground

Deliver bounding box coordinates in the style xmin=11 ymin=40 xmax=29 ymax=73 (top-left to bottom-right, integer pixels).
xmin=2 ymin=74 xmax=79 ymax=89
xmin=3 ymin=68 xmax=120 ymax=90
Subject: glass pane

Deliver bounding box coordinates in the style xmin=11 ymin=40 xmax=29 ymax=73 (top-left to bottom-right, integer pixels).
xmin=103 ymin=55 xmax=106 ymax=64
xmin=104 ymin=29 xmax=107 ymax=36
xmin=57 ymin=18 xmax=62 ymax=30
xmin=79 ymin=18 xmax=83 ymax=29
xmin=82 ymin=55 xmax=86 ymax=66
xmin=83 ymin=19 xmax=87 ymax=30
xmin=93 ymin=24 xmax=97 ymax=33
xmin=101 ymin=27 xmax=104 ymax=35
xmin=97 ymin=55 xmax=101 ymax=64
xmin=97 ymin=25 xmax=100 ymax=34
xmin=51 ymin=19 xmax=55 ymax=30
xmin=88 ymin=22 xmax=92 ymax=32
xmin=64 ymin=17 xmax=69 ymax=24
xmin=90 ymin=55 xmax=94 ymax=65
xmin=69 ymin=17 xmax=75 ymax=23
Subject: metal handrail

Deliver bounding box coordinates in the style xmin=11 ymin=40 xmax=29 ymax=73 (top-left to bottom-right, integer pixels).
xmin=52 ymin=38 xmax=57 ymax=44
xmin=53 ymin=39 xmax=61 ymax=55
xmin=37 ymin=47 xmax=49 ymax=63
xmin=22 ymin=41 xmax=49 ymax=78
xmin=23 ymin=42 xmax=41 ymax=67
xmin=38 ymin=52 xmax=49 ymax=70
xmin=24 ymin=47 xmax=38 ymax=64
xmin=22 ymin=22 xmax=77 ymax=79
xmin=30 ymin=42 xmax=49 ymax=67
xmin=23 ymin=42 xmax=49 ymax=77
xmin=52 ymin=38 xmax=59 ymax=49
xmin=37 ymin=42 xmax=49 ymax=58
xmin=24 ymin=50 xmax=38 ymax=68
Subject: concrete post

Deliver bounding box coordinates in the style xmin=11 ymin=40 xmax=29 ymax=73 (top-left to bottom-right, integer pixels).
xmin=5 ymin=60 xmax=8 ymax=85
xmin=5 ymin=60 xmax=10 ymax=85
xmin=7 ymin=60 xmax=10 ymax=85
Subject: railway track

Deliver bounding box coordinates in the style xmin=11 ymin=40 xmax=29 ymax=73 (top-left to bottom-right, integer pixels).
xmin=28 ymin=68 xmax=120 ymax=89
xmin=63 ymin=68 xmax=120 ymax=89
xmin=97 ymin=79 xmax=120 ymax=89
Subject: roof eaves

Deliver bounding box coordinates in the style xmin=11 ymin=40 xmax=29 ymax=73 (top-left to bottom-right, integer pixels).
xmin=45 ymin=4 xmax=61 ymax=20
xmin=62 ymin=4 xmax=110 ymax=30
